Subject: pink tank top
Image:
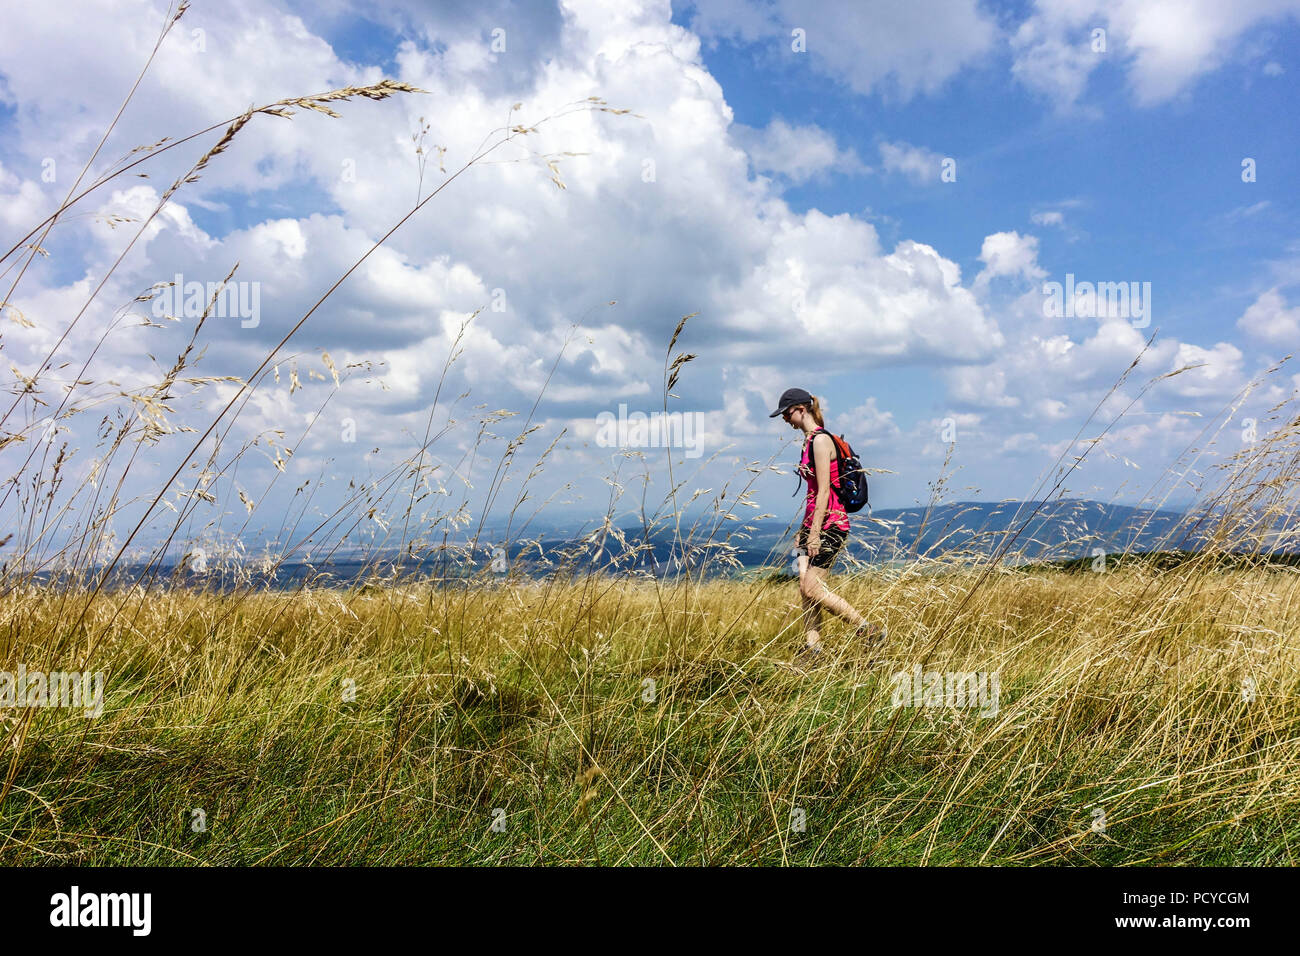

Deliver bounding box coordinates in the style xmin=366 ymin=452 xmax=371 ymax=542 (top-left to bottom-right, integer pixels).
xmin=799 ymin=431 xmax=850 ymax=531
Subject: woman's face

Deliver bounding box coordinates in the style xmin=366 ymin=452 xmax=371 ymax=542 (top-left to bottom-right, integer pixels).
xmin=782 ymin=404 xmax=806 ymax=430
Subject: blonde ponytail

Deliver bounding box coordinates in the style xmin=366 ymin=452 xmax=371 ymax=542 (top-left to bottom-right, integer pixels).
xmin=808 ymin=395 xmax=825 ymax=428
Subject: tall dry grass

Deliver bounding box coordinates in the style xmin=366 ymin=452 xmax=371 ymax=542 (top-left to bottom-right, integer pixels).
xmin=1 ymin=562 xmax=1297 ymax=864
xmin=1 ymin=2 xmax=1298 ymax=865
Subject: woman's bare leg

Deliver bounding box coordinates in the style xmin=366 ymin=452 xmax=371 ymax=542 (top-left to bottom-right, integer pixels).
xmin=796 ymin=553 xmax=822 ymax=648
xmin=800 ymin=588 xmax=823 ymax=648
xmin=799 ymin=565 xmax=866 ymax=630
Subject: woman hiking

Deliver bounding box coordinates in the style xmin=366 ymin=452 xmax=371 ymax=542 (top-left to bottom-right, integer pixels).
xmin=770 ymin=387 xmax=885 ymax=662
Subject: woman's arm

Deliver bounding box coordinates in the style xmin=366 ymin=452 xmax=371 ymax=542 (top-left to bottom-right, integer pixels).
xmin=808 ymin=433 xmax=834 ymax=552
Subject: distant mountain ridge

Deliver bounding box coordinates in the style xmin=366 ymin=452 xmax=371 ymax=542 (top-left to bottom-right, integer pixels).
xmin=596 ymin=498 xmax=1197 ymax=570
xmin=27 ymin=498 xmax=1296 ymax=590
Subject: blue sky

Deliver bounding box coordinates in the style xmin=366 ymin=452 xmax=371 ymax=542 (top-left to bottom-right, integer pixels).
xmin=1 ymin=0 xmax=1298 ymax=561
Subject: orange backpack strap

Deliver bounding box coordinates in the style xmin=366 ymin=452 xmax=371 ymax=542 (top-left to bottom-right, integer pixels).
xmin=812 ymin=428 xmax=850 ymax=463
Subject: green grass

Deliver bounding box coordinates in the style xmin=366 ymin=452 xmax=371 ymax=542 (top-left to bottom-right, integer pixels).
xmin=3 ymin=567 xmax=1297 ymax=865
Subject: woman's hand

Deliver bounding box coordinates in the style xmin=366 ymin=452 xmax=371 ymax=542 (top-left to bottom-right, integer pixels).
xmin=806 ymin=530 xmax=820 ymax=558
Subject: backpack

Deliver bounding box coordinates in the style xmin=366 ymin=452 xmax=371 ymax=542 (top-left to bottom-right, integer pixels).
xmin=792 ymin=428 xmax=870 ymax=513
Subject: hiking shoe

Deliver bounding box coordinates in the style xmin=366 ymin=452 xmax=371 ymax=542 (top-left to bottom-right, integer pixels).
xmin=855 ymin=622 xmax=887 ymax=645
xmin=792 ymin=642 xmax=828 ymax=672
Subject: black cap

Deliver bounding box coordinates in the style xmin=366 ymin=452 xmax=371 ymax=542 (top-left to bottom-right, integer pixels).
xmin=769 ymin=387 xmax=813 ymax=417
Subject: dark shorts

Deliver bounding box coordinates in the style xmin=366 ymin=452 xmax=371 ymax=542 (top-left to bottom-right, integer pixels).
xmin=797 ymin=524 xmax=847 ymax=570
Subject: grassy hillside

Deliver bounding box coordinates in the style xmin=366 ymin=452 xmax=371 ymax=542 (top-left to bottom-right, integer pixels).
xmin=3 ymin=560 xmax=1296 ymax=865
